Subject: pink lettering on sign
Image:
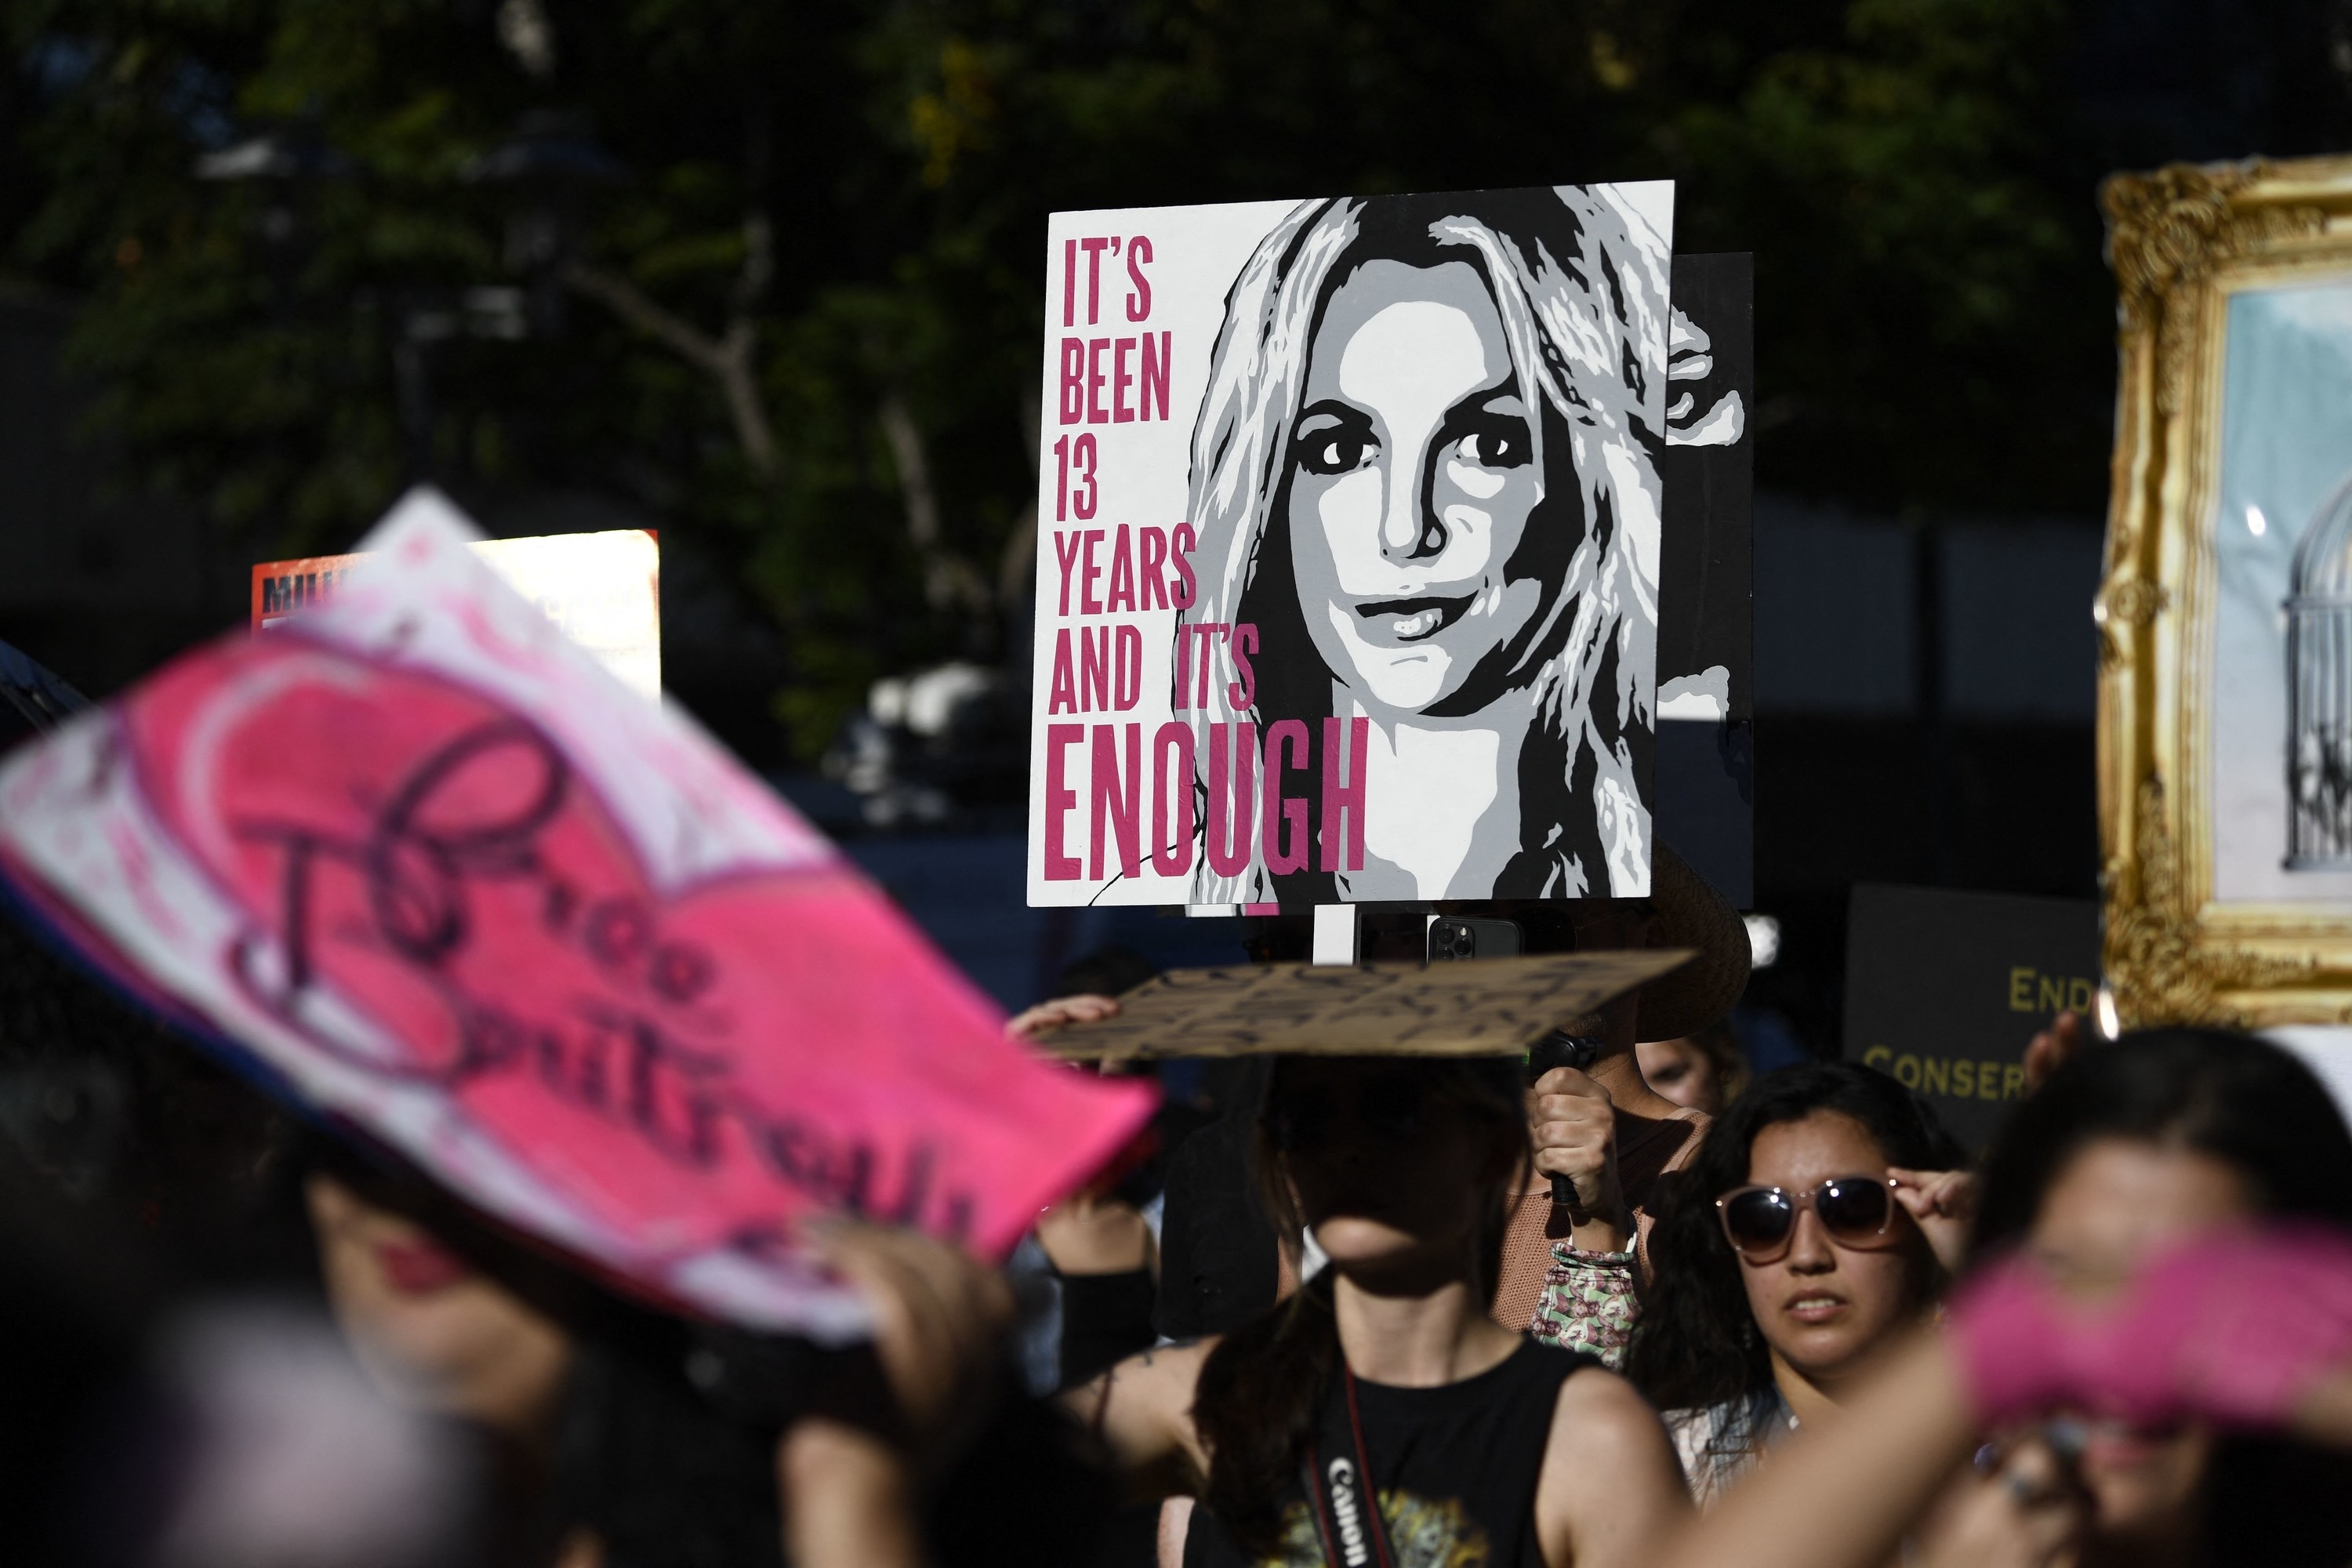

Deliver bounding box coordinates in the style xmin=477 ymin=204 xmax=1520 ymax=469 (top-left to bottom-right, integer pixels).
xmin=1125 ymin=238 xmax=1153 ymax=321
xmin=1058 ymin=332 xmax=1171 ymax=426
xmin=1064 ymin=234 xmax=1154 ymax=329
xmin=1054 ymin=234 xmax=1160 ymax=450
xmin=0 ymin=495 xmax=1150 ymax=1338
xmin=1151 ymin=722 xmax=1195 ymax=876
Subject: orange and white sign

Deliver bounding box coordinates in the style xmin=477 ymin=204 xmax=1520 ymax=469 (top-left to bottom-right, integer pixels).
xmin=253 ymin=530 xmax=662 ymax=699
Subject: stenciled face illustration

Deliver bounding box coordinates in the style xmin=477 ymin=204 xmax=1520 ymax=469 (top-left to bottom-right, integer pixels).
xmin=1286 ymin=257 xmax=1552 ymax=716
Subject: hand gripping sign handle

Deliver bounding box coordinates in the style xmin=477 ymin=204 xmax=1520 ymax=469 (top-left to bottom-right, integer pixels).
xmin=1526 ymin=1032 xmax=1603 ymax=1212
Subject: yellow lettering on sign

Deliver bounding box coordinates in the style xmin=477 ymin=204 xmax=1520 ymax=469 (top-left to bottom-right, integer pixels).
xmin=1860 ymin=1049 xmax=2027 ymax=1105
xmin=2007 ymin=967 xmax=2098 ymax=1017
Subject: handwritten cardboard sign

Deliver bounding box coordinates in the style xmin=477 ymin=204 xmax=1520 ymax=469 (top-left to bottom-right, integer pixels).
xmin=0 ymin=489 xmax=1152 ymax=1340
xmin=1038 ymin=949 xmax=1691 ymax=1061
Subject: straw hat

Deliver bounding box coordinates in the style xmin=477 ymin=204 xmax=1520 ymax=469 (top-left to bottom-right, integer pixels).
xmin=1636 ymin=840 xmax=1752 ymax=1042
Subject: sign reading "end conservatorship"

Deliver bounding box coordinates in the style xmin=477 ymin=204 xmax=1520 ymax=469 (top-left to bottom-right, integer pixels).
xmin=1842 ymin=884 xmax=2099 ymax=1151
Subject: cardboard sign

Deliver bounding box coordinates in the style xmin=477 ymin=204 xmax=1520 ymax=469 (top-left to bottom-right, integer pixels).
xmin=1039 ymin=949 xmax=1690 ymax=1061
xmin=1842 ymin=884 xmax=2099 ymax=1150
xmin=3 ymin=490 xmax=1152 ymax=1340
xmin=1026 ymin=185 xmax=1676 ymax=909
xmin=253 ymin=530 xmax=662 ymax=700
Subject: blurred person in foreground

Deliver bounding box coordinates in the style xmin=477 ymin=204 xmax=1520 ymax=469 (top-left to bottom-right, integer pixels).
xmin=304 ymin=1136 xmax=1100 ymax=1568
xmin=1649 ymin=1028 xmax=2352 ymax=1568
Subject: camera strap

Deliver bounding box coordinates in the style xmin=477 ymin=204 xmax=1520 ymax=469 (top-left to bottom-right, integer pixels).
xmin=1300 ymin=1365 xmax=1399 ymax=1568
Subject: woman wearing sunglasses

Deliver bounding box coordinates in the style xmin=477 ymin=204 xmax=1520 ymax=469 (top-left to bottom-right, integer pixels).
xmin=1645 ymin=1029 xmax=2352 ymax=1568
xmin=1070 ymin=1054 xmax=1689 ymax=1567
xmin=1627 ymin=1062 xmax=1972 ymax=1504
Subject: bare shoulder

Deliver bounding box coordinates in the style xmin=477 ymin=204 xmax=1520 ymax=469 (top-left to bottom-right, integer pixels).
xmin=1063 ymin=1336 xmax=1222 ymax=1477
xmin=1127 ymin=1335 xmax=1218 ymax=1386
xmin=1546 ymin=1361 xmax=1670 ymax=1451
xmin=1082 ymin=1334 xmax=1219 ymax=1413
xmin=1534 ymin=1362 xmax=1691 ymax=1567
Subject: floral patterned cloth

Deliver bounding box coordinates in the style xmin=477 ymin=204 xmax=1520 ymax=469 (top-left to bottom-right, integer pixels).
xmin=1527 ymin=1243 xmax=1639 ymax=1367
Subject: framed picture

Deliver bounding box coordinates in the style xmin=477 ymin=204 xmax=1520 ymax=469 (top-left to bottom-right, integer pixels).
xmin=2100 ymin=153 xmax=2352 ymax=1025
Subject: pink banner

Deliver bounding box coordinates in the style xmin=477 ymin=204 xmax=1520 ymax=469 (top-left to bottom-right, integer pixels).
xmin=0 ymin=489 xmax=1152 ymax=1339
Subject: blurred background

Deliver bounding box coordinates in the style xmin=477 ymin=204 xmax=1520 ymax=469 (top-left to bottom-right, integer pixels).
xmin=4 ymin=0 xmax=2350 ymax=1047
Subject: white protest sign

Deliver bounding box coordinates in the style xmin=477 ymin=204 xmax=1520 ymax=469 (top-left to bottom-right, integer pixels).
xmin=1026 ymin=186 xmax=1674 ymax=910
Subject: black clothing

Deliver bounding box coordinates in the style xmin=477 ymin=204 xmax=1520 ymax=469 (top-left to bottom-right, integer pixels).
xmin=1184 ymin=1340 xmax=1593 ymax=1568
xmin=1154 ymin=1060 xmax=1279 ymax=1340
xmin=1057 ymin=1265 xmax=1157 ymax=1390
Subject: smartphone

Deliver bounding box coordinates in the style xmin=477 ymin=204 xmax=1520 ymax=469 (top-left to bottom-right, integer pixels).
xmin=1425 ymin=916 xmax=1523 ymax=963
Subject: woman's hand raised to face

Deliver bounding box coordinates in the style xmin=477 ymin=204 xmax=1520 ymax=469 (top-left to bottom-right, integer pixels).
xmin=2022 ymin=1011 xmax=2086 ymax=1096
xmin=1888 ymin=1167 xmax=1980 ymax=1274
xmin=1006 ymin=993 xmax=1123 ymax=1040
xmin=1529 ymin=1065 xmax=1629 ymax=1250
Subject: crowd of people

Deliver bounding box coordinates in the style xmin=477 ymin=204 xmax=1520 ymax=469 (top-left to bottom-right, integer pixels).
xmin=11 ymin=835 xmax=2352 ymax=1566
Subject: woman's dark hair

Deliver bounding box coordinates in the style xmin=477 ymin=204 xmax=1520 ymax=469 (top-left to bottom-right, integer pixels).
xmin=1973 ymin=1026 xmax=2352 ymax=1251
xmin=1969 ymin=1028 xmax=2352 ymax=1568
xmin=1626 ymin=1060 xmax=1963 ymax=1416
xmin=1188 ymin=1055 xmax=1527 ymax=1555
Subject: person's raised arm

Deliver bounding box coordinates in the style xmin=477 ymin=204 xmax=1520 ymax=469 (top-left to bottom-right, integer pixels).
xmin=1647 ymin=1330 xmax=1976 ymax=1568
xmin=1058 ymin=1337 xmax=1215 ymax=1492
xmin=1534 ymin=1367 xmax=1693 ymax=1568
xmin=1651 ymin=1225 xmax=2352 ymax=1568
xmin=775 ymin=1223 xmax=1015 ymax=1568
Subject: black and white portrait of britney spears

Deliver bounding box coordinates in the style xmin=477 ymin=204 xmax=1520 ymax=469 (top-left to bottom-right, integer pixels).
xmin=1181 ymin=185 xmax=1673 ymax=906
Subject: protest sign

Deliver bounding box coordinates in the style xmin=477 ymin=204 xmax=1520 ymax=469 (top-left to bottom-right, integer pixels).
xmin=3 ymin=489 xmax=1152 ymax=1340
xmin=1843 ymin=884 xmax=2099 ymax=1149
xmin=1038 ymin=949 xmax=1690 ymax=1061
xmin=253 ymin=528 xmax=662 ymax=700
xmin=1026 ymin=185 xmax=1676 ymax=910
xmin=1656 ymin=252 xmax=1755 ymax=908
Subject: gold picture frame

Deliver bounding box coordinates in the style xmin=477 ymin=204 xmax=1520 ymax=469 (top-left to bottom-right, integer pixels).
xmin=2100 ymin=153 xmax=2352 ymax=1027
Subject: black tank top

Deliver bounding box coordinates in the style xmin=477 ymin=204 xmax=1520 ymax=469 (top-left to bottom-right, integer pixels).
xmin=1184 ymin=1339 xmax=1595 ymax=1568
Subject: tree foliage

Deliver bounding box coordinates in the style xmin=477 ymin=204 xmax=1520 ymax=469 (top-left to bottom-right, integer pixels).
xmin=4 ymin=0 xmax=2343 ymax=759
